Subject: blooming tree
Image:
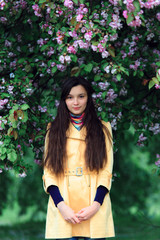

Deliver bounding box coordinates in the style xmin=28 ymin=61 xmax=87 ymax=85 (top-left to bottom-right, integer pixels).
xmin=0 ymin=0 xmax=160 ymax=175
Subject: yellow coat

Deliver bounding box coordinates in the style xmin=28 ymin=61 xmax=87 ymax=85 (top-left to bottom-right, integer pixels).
xmin=43 ymin=121 xmax=115 ymax=239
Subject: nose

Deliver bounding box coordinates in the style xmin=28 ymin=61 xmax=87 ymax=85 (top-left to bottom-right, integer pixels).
xmin=73 ymin=98 xmax=78 ymax=105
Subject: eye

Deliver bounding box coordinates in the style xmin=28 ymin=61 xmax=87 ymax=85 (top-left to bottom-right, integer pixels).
xmin=67 ymin=96 xmax=72 ymax=99
xmin=79 ymin=95 xmax=84 ymax=98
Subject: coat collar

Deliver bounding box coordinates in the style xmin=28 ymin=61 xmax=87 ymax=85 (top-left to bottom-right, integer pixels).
xmin=66 ymin=123 xmax=86 ymax=140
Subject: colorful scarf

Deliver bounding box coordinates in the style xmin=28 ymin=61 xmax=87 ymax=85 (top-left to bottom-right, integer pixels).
xmin=70 ymin=112 xmax=85 ymax=131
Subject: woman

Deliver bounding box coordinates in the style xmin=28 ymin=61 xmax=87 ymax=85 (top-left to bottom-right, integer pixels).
xmin=42 ymin=76 xmax=115 ymax=239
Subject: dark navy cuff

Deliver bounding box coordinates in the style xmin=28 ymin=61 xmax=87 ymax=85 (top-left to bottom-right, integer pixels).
xmin=94 ymin=185 xmax=109 ymax=205
xmin=47 ymin=185 xmax=64 ymax=207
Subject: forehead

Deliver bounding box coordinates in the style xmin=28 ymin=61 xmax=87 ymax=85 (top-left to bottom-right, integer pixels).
xmin=69 ymin=85 xmax=87 ymax=95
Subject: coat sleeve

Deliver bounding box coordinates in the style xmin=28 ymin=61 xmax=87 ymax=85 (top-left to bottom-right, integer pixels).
xmin=96 ymin=121 xmax=113 ymax=191
xmin=42 ymin=123 xmax=59 ymax=194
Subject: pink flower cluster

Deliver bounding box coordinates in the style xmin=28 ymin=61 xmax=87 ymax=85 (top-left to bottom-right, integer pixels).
xmin=0 ymin=99 xmax=8 ymax=110
xmin=137 ymin=133 xmax=147 ymax=146
xmin=38 ymin=105 xmax=47 ymax=112
xmin=155 ymin=154 xmax=160 ymax=167
xmin=84 ymin=31 xmax=92 ymax=41
xmin=156 ymin=12 xmax=160 ymax=21
xmin=0 ymin=0 xmax=5 ymax=10
xmin=59 ymin=55 xmax=71 ymax=64
xmin=67 ymin=45 xmax=77 ymax=54
xmin=129 ymin=60 xmax=141 ymax=70
xmin=109 ymin=14 xmax=122 ymax=29
xmin=32 ymin=4 xmax=42 ymax=17
xmin=105 ymin=89 xmax=118 ymax=103
xmin=64 ymin=0 xmax=73 ymax=9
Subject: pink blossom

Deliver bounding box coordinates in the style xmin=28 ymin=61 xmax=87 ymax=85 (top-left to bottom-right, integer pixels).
xmin=64 ymin=0 xmax=73 ymax=9
xmin=158 ymin=69 xmax=160 ymax=75
xmin=47 ymin=47 xmax=54 ymax=57
xmin=0 ymin=99 xmax=8 ymax=109
xmin=37 ymin=38 xmax=45 ymax=46
xmin=83 ymin=8 xmax=88 ymax=14
xmin=156 ymin=13 xmax=160 ymax=21
xmin=137 ymin=133 xmax=147 ymax=146
xmin=155 ymin=84 xmax=160 ymax=89
xmin=69 ymin=30 xmax=77 ymax=38
xmin=155 ymin=160 xmax=160 ymax=167
xmin=65 ymin=55 xmax=71 ymax=64
xmin=57 ymin=64 xmax=66 ymax=72
xmin=102 ymin=51 xmax=109 ymax=58
xmin=104 ymin=66 xmax=110 ymax=73
xmin=0 ymin=168 xmax=2 ymax=173
xmin=0 ymin=17 xmax=7 ymax=22
xmin=48 ymin=30 xmax=53 ymax=35
xmin=5 ymin=40 xmax=12 ymax=47
xmin=91 ymin=45 xmax=97 ymax=51
xmin=109 ymin=0 xmax=119 ymax=6
xmin=0 ymin=0 xmax=5 ymax=10
xmin=19 ymin=172 xmax=27 ymax=178
xmin=84 ymin=31 xmax=92 ymax=41
xmin=51 ymin=62 xmax=56 ymax=67
xmin=59 ymin=55 xmax=65 ymax=64
xmin=97 ymin=43 xmax=105 ymax=53
xmin=38 ymin=105 xmax=47 ymax=112
xmin=32 ymin=4 xmax=42 ymax=17
xmin=67 ymin=46 xmax=76 ymax=54
xmin=109 ymin=14 xmax=122 ymax=29
xmin=17 ymin=145 xmax=21 ymax=150
xmin=123 ymin=10 xmax=128 ymax=19
xmin=76 ymin=14 xmax=83 ymax=22
xmin=110 ymin=33 xmax=118 ymax=41
xmin=34 ymin=159 xmax=41 ymax=165
xmin=77 ymin=40 xmax=89 ymax=49
xmin=105 ymin=89 xmax=118 ymax=103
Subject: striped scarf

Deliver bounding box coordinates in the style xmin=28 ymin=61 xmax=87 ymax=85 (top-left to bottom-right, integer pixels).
xmin=70 ymin=112 xmax=85 ymax=131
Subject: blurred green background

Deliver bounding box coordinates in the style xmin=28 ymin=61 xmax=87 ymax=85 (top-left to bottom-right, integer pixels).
xmin=0 ymin=126 xmax=160 ymax=240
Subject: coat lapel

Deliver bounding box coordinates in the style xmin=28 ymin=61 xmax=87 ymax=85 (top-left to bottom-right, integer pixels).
xmin=66 ymin=123 xmax=86 ymax=140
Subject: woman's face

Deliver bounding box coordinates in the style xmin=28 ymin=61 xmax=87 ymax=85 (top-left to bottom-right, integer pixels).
xmin=65 ymin=85 xmax=88 ymax=115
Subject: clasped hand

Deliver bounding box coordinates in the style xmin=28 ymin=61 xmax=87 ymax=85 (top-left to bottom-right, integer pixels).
xmin=57 ymin=201 xmax=100 ymax=224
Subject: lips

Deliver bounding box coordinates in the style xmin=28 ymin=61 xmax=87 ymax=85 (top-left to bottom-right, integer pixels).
xmin=73 ymin=107 xmax=80 ymax=110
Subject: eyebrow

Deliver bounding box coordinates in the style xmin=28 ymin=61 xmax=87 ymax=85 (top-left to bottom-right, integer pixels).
xmin=68 ymin=93 xmax=86 ymax=96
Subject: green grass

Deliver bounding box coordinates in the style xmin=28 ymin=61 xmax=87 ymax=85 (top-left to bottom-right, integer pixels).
xmin=0 ymin=211 xmax=160 ymax=240
xmin=0 ymin=221 xmax=45 ymax=240
xmin=0 ymin=219 xmax=160 ymax=240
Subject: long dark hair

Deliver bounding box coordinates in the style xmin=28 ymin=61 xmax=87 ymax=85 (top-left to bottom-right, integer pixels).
xmin=43 ymin=76 xmax=112 ymax=175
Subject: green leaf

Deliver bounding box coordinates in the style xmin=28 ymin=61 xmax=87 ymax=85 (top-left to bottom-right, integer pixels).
xmin=94 ymin=75 xmax=101 ymax=82
xmin=0 ymin=147 xmax=7 ymax=154
xmin=84 ymin=63 xmax=93 ymax=73
xmin=21 ymin=111 xmax=28 ymax=122
xmin=21 ymin=104 xmax=30 ymax=110
xmin=12 ymin=104 xmax=19 ymax=110
xmin=0 ymin=154 xmax=6 ymax=161
xmin=116 ymin=74 xmax=121 ymax=81
xmin=71 ymin=55 xmax=77 ymax=63
xmin=149 ymin=80 xmax=155 ymax=89
xmin=156 ymin=62 xmax=160 ymax=67
xmin=18 ymin=58 xmax=26 ymax=64
xmin=102 ymin=91 xmax=107 ymax=99
xmin=126 ymin=13 xmax=134 ymax=25
xmin=133 ymin=1 xmax=141 ymax=12
xmin=7 ymin=151 xmax=17 ymax=162
xmin=51 ymin=66 xmax=57 ymax=74
xmin=101 ymin=112 xmax=106 ymax=119
xmin=152 ymin=77 xmax=159 ymax=84
xmin=19 ymin=128 xmax=26 ymax=136
xmin=73 ymin=0 xmax=78 ymax=4
xmin=39 ymin=0 xmax=46 ymax=3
